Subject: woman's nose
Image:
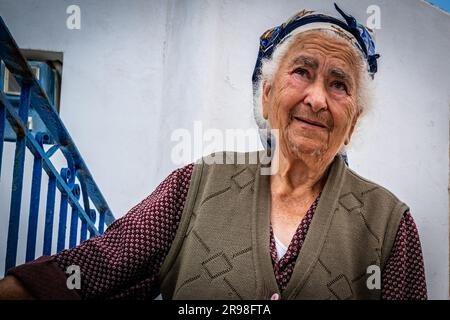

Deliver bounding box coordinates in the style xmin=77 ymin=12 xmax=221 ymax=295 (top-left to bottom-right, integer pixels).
xmin=303 ymin=81 xmax=328 ymax=113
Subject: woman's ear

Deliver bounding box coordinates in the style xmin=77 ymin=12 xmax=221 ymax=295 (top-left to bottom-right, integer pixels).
xmin=262 ymin=81 xmax=271 ymax=120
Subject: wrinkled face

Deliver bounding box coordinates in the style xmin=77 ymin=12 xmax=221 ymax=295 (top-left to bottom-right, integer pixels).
xmin=262 ymin=31 xmax=361 ymax=161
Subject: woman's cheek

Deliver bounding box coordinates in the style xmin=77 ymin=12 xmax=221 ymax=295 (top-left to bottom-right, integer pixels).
xmin=334 ymin=98 xmax=357 ymax=123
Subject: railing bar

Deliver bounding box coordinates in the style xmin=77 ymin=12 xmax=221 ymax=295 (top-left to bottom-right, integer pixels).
xmin=88 ymin=209 xmax=97 ymax=239
xmin=0 ymin=103 xmax=5 ymax=180
xmin=5 ymin=83 xmax=31 ymax=273
xmin=0 ymin=62 xmax=4 ymax=89
xmin=43 ymin=175 xmax=56 ymax=256
xmin=45 ymin=144 xmax=60 ymax=158
xmin=80 ymin=207 xmax=92 ymax=243
xmin=0 ymin=92 xmax=27 ymax=138
xmin=76 ymin=170 xmax=91 ymax=215
xmin=80 ymin=219 xmax=88 ymax=243
xmin=25 ymin=150 xmax=43 ymax=262
xmin=69 ymin=205 xmax=78 ymax=249
xmin=98 ymin=211 xmax=105 ymax=234
xmin=5 ymin=137 xmax=26 ymax=272
xmin=56 ymin=191 xmax=69 ymax=252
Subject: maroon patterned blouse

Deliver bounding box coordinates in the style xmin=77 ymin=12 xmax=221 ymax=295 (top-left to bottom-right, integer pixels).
xmin=8 ymin=163 xmax=427 ymax=300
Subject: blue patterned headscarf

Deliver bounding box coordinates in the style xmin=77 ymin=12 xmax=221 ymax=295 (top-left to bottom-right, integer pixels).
xmin=252 ymin=3 xmax=380 ymax=89
xmin=252 ymin=4 xmax=376 ymax=165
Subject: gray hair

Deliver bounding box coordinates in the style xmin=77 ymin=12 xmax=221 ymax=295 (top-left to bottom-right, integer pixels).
xmin=252 ymin=29 xmax=374 ymax=151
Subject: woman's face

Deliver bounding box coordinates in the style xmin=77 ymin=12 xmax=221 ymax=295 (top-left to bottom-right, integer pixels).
xmin=262 ymin=31 xmax=361 ymax=162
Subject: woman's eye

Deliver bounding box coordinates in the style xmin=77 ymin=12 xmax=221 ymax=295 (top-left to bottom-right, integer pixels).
xmin=331 ymin=81 xmax=348 ymax=92
xmin=294 ymin=68 xmax=309 ymax=78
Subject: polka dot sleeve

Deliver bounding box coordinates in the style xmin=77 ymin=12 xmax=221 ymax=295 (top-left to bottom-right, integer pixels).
xmin=381 ymin=211 xmax=427 ymax=300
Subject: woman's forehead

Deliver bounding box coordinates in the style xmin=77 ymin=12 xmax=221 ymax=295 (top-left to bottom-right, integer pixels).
xmin=282 ymin=33 xmax=360 ymax=74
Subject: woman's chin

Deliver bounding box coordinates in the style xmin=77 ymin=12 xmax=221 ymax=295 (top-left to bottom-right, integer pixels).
xmin=286 ymin=141 xmax=327 ymax=158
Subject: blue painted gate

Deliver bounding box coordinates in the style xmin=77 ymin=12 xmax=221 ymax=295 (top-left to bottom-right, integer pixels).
xmin=0 ymin=16 xmax=115 ymax=275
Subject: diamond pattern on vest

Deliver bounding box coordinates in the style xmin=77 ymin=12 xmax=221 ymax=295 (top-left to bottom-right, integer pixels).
xmin=175 ymin=274 xmax=202 ymax=296
xmin=179 ymin=226 xmax=254 ymax=297
xmin=173 ymin=164 xmax=256 ymax=297
xmin=339 ymin=192 xmax=364 ymax=212
xmin=201 ymin=187 xmax=231 ymax=206
xmin=223 ymin=277 xmax=243 ymax=300
xmin=358 ymin=210 xmax=380 ymax=243
xmin=202 ymin=252 xmax=233 ymax=279
xmin=232 ymin=247 xmax=252 ymax=259
xmin=318 ymin=259 xmax=332 ymax=275
xmin=327 ymin=274 xmax=353 ymax=300
xmin=231 ymin=168 xmax=255 ymax=189
xmin=192 ymin=230 xmax=210 ymax=253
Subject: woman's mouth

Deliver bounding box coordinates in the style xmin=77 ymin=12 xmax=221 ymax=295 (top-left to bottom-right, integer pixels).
xmin=293 ymin=116 xmax=327 ymax=129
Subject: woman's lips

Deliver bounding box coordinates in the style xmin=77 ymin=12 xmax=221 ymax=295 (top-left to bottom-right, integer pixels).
xmin=293 ymin=116 xmax=327 ymax=129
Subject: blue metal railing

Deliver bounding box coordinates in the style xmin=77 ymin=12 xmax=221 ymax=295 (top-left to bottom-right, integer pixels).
xmin=0 ymin=16 xmax=115 ymax=275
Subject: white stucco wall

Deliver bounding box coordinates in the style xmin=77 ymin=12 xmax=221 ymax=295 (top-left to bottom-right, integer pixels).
xmin=0 ymin=0 xmax=448 ymax=299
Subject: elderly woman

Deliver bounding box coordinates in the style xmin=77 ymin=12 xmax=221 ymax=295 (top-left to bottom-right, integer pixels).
xmin=0 ymin=4 xmax=426 ymax=300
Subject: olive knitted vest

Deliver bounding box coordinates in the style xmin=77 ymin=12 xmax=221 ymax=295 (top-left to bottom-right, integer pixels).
xmin=159 ymin=151 xmax=408 ymax=300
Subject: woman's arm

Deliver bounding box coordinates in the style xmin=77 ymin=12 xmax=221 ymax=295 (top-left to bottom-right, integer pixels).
xmin=1 ymin=164 xmax=193 ymax=300
xmin=381 ymin=210 xmax=427 ymax=300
